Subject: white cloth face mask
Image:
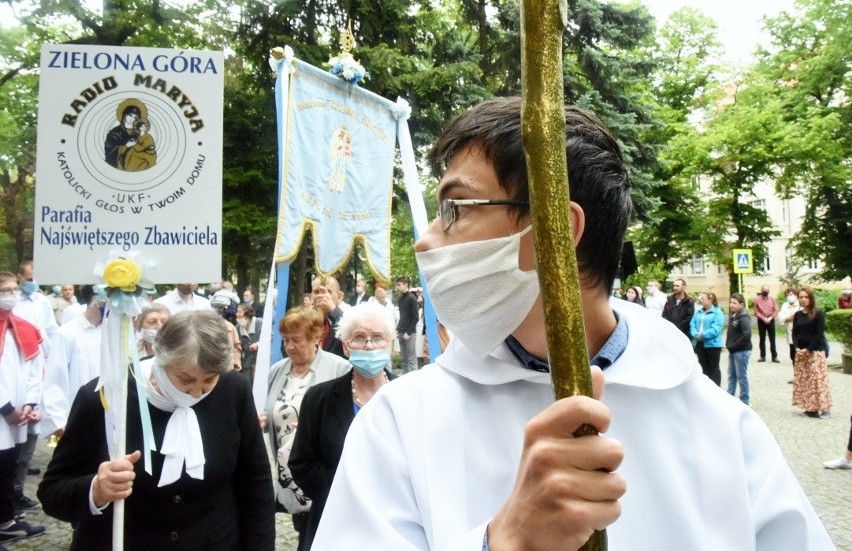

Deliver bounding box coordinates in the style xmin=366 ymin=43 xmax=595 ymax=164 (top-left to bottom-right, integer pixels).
xmin=415 ymin=225 xmax=540 ymax=358
xmin=143 ymin=363 xmax=213 ymax=487
xmin=0 ymin=294 xmax=18 ymax=311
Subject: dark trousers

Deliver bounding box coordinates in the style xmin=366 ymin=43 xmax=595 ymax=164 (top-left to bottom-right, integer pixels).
xmin=13 ymin=432 xmax=36 ymax=497
xmin=695 ymin=342 xmax=721 ymax=386
xmin=0 ymin=445 xmax=20 ymax=522
xmin=757 ymin=318 xmax=777 ymax=360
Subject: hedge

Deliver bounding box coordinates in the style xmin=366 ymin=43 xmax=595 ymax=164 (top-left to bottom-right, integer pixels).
xmin=825 ymin=309 xmax=852 ymax=349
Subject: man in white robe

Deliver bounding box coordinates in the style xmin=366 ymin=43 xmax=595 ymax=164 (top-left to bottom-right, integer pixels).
xmin=13 ymin=261 xmax=57 ymax=358
xmin=313 ymin=98 xmax=833 ymax=550
xmin=11 ymin=261 xmax=57 ymax=510
xmin=42 ymin=286 xmax=104 ymax=437
xmin=0 ymin=270 xmax=45 ymax=539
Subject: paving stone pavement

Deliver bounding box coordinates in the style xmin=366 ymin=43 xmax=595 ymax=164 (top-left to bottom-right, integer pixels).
xmin=5 ymin=334 xmax=851 ymax=550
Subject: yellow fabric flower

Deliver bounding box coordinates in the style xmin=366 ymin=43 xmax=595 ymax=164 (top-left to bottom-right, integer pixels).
xmin=103 ymin=259 xmax=142 ymax=292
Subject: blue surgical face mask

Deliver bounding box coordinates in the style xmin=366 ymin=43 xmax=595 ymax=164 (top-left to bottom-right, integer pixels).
xmin=348 ymin=349 xmax=391 ymax=378
xmin=21 ymin=281 xmax=39 ymax=295
xmin=52 ymin=285 xmax=62 ymax=295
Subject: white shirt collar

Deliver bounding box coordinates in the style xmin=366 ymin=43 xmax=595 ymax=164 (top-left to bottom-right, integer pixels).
xmin=436 ymin=298 xmax=699 ymax=390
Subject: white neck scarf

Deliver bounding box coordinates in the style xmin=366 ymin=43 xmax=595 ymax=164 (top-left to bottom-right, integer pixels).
xmin=142 ymin=363 xmax=212 ymax=487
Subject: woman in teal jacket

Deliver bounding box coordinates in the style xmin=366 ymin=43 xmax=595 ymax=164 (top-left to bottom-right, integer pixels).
xmin=690 ymin=292 xmax=724 ymax=386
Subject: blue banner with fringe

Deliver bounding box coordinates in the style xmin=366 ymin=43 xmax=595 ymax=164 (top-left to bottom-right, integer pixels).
xmin=273 ymin=57 xmax=397 ymax=281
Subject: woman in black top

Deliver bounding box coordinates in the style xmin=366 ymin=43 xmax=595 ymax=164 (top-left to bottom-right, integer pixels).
xmin=791 ymin=287 xmax=832 ymax=418
xmin=38 ymin=310 xmax=275 ymax=550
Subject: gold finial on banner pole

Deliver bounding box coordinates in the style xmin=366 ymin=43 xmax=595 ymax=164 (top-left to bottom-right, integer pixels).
xmin=327 ymin=20 xmax=368 ymax=84
xmin=340 ymin=21 xmax=356 ymax=56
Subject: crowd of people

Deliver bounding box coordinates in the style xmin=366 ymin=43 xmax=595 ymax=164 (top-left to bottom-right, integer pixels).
xmin=0 ymin=259 xmax=444 ymax=549
xmin=614 ymin=277 xmax=850 ymax=477
xmin=0 ymin=96 xmax=849 ymax=549
xmin=612 ymin=277 xmax=842 ymax=419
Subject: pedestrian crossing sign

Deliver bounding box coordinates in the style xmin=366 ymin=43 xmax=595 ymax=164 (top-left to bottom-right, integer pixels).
xmin=733 ymin=249 xmax=753 ymax=274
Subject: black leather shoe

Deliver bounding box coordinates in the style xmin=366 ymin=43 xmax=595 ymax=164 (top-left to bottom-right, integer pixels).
xmin=757 ymin=358 xmax=766 ymax=362
xmin=26 ymin=467 xmax=40 ymax=476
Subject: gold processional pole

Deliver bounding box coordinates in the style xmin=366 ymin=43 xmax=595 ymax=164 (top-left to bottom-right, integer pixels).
xmin=520 ymin=0 xmax=606 ymax=549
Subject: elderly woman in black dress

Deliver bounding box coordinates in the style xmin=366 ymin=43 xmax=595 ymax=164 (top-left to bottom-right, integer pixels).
xmin=38 ymin=310 xmax=274 ymax=550
xmin=289 ymin=302 xmax=397 ymax=551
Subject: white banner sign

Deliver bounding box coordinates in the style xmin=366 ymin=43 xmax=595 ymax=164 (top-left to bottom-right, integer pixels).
xmin=34 ymin=44 xmax=224 ymax=283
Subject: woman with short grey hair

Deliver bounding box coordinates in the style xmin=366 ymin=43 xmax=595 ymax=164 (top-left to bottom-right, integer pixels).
xmin=39 ymin=310 xmax=274 ymax=550
xmin=336 ymin=300 xmax=397 ymax=344
xmin=289 ymin=302 xmax=398 ymax=550
xmin=154 ymin=309 xmax=233 ymax=375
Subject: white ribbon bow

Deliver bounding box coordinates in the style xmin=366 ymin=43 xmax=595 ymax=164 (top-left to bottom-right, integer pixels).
xmin=142 ymin=362 xmax=210 ymax=487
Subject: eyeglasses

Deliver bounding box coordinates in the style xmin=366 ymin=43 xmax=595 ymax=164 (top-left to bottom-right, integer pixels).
xmin=438 ymin=198 xmax=529 ymax=231
xmin=349 ymin=335 xmax=388 ymax=347
xmin=0 ymin=286 xmax=18 ymax=295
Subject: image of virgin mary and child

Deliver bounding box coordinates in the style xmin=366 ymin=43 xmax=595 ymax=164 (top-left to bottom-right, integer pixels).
xmin=104 ymin=101 xmax=157 ymax=172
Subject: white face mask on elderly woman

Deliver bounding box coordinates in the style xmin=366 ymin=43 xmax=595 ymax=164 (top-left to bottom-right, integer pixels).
xmin=415 ymin=225 xmax=539 ymax=358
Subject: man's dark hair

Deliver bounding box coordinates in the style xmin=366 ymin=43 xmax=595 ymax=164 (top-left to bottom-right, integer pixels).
xmin=427 ymin=97 xmax=632 ymax=293
xmin=396 ymin=276 xmax=411 ymax=286
xmin=80 ymin=285 xmax=96 ymax=304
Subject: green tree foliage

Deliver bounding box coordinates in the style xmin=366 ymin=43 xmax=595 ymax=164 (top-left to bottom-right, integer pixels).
xmin=237 ymin=0 xmax=665 ymax=288
xmin=0 ymin=24 xmax=42 ymax=267
xmin=650 ymin=7 xmax=723 ymax=119
xmin=4 ymin=0 xmax=843 ymax=295
xmin=221 ymin=72 xmax=278 ymax=294
xmin=560 ymin=0 xmax=662 ymax=215
xmin=693 ymin=76 xmax=783 ymax=293
xmin=757 ymin=0 xmax=851 ymax=281
xmin=0 ymin=0 xmax=253 ymax=278
xmin=630 ymin=7 xmax=723 ymax=273
xmin=622 ymin=259 xmax=668 ymax=290
xmin=10 ymin=0 xmax=223 ymax=48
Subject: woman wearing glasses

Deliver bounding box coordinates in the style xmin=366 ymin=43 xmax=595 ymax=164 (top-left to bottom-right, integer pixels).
xmin=261 ymin=307 xmax=349 ymax=531
xmin=289 ymin=302 xmax=397 ymax=551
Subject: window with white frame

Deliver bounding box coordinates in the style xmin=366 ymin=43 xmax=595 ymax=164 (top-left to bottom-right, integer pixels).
xmin=690 ymin=255 xmax=705 ymax=275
